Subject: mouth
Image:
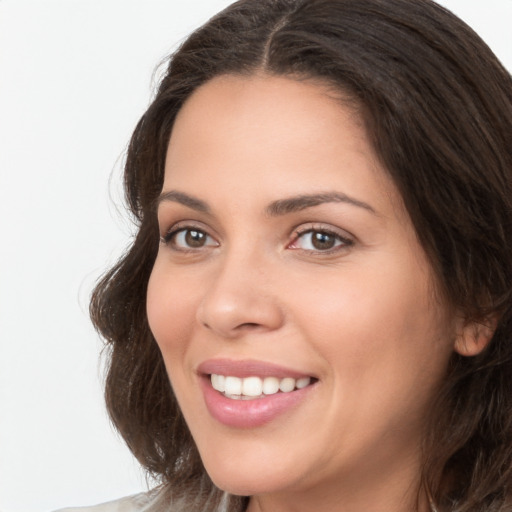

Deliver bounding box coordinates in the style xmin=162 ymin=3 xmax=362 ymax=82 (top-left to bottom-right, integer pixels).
xmin=197 ymin=359 xmax=318 ymax=428
xmin=210 ymin=374 xmax=314 ymax=400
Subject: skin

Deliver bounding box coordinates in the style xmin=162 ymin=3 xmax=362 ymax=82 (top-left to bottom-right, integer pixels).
xmin=146 ymin=74 xmax=476 ymax=512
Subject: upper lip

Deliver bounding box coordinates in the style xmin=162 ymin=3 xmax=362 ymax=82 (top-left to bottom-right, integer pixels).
xmin=197 ymin=358 xmax=315 ymax=379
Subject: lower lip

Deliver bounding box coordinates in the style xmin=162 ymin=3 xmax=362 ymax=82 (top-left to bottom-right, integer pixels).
xmin=200 ymin=376 xmax=315 ymax=429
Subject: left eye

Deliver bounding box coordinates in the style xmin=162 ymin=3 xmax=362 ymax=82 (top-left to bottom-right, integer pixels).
xmin=290 ymin=229 xmax=350 ymax=252
xmin=163 ymin=228 xmax=218 ymax=250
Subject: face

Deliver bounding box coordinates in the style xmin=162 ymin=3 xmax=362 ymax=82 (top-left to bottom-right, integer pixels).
xmin=147 ymin=75 xmax=460 ymax=509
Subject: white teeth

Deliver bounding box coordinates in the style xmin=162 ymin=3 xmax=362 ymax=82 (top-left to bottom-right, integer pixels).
xmin=242 ymin=376 xmax=263 ymax=397
xmin=211 ymin=374 xmax=225 ymax=392
xmin=224 ymin=376 xmax=242 ymax=395
xmin=296 ymin=377 xmax=311 ymax=389
xmin=279 ymin=377 xmax=296 ymax=392
xmin=210 ymin=374 xmax=313 ymax=398
xmin=262 ymin=376 xmax=280 ymax=395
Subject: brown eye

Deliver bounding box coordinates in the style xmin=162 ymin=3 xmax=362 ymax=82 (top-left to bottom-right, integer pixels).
xmin=162 ymin=227 xmax=218 ymax=250
xmin=311 ymin=231 xmax=336 ymax=250
xmin=184 ymin=229 xmax=207 ymax=247
xmin=289 ymin=228 xmax=352 ymax=253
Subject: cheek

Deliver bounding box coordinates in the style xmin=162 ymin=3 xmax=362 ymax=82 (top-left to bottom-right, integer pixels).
xmin=289 ymin=256 xmax=453 ymax=383
xmin=289 ymin=269 xmax=453 ymax=448
xmin=146 ymin=263 xmax=199 ymax=362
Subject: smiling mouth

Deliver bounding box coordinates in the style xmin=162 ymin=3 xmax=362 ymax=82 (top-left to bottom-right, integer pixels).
xmin=210 ymin=374 xmax=315 ymax=400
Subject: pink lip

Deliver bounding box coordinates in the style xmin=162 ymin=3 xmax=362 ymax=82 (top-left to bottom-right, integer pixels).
xmin=197 ymin=359 xmax=317 ymax=429
xmin=197 ymin=358 xmax=313 ymax=379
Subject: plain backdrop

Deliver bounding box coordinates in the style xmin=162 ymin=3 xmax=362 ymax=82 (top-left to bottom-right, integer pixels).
xmin=0 ymin=1 xmax=510 ymax=511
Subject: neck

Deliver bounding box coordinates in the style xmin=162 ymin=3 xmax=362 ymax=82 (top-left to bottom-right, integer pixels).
xmin=245 ymin=459 xmax=431 ymax=512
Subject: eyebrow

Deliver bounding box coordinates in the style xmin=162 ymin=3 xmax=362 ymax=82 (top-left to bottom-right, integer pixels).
xmin=156 ymin=190 xmax=376 ymax=216
xmin=266 ymin=192 xmax=376 ymax=216
xmin=157 ymin=190 xmax=210 ymax=213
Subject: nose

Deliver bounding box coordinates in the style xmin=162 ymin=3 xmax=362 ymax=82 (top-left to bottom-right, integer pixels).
xmin=196 ymin=251 xmax=285 ymax=339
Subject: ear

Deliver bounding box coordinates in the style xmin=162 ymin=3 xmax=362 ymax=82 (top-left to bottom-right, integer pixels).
xmin=453 ymin=316 xmax=497 ymax=357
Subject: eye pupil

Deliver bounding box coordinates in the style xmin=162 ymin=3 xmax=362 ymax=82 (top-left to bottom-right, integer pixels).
xmin=312 ymin=231 xmax=335 ymax=250
xmin=185 ymin=229 xmax=206 ymax=247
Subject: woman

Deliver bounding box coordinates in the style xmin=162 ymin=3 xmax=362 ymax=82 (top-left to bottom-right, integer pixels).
xmin=67 ymin=0 xmax=512 ymax=510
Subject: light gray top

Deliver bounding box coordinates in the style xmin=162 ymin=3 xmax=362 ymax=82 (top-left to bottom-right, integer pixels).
xmin=54 ymin=489 xmax=232 ymax=512
xmin=54 ymin=492 xmax=157 ymax=512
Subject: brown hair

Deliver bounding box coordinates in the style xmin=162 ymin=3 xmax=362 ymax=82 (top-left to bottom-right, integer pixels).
xmin=90 ymin=1 xmax=512 ymax=510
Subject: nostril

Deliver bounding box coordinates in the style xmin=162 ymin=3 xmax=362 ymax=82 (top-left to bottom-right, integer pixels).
xmin=238 ymin=322 xmax=261 ymax=329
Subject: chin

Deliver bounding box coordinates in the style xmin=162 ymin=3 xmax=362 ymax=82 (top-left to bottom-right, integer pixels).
xmin=199 ymin=446 xmax=300 ymax=497
xmin=207 ymin=469 xmax=288 ymax=497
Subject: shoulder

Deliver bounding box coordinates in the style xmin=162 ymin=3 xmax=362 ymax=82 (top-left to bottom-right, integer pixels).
xmin=53 ymin=488 xmax=236 ymax=512
xmin=54 ymin=491 xmax=158 ymax=512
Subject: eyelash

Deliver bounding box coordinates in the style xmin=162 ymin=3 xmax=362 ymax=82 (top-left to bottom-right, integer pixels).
xmin=288 ymin=225 xmax=354 ymax=254
xmin=160 ymin=223 xmax=354 ymax=255
xmin=160 ymin=223 xmax=218 ymax=252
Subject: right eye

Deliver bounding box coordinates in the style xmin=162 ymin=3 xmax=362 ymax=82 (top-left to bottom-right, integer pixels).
xmin=161 ymin=227 xmax=219 ymax=251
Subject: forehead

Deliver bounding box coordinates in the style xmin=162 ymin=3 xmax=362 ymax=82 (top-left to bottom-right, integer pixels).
xmin=163 ymin=74 xmax=400 ymax=216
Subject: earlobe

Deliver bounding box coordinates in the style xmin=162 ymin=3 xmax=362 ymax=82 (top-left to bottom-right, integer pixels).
xmin=453 ymin=317 xmax=497 ymax=357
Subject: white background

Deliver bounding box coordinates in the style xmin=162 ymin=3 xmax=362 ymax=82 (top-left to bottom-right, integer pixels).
xmin=0 ymin=1 xmax=510 ymax=511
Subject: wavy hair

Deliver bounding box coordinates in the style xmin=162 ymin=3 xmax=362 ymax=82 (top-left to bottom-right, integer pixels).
xmin=90 ymin=1 xmax=512 ymax=510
